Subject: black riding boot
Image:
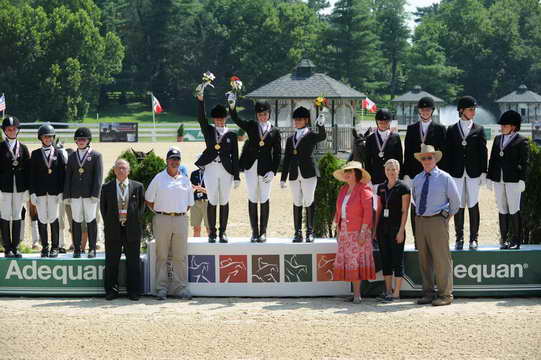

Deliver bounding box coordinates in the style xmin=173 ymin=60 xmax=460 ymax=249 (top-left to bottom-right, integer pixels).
xmin=499 ymin=213 xmax=510 ymax=249
xmin=248 ymin=201 xmax=259 ymax=243
xmin=468 ymin=204 xmax=480 ymax=250
xmin=258 ymin=201 xmax=269 ymax=243
xmin=454 ymin=208 xmax=465 ymax=250
xmin=38 ymin=221 xmax=49 ymax=258
xmin=11 ymin=220 xmax=22 ymax=258
xmin=207 ymin=204 xmax=217 ymax=243
xmin=0 ymin=219 xmax=13 ymax=257
xmin=305 ymin=203 xmax=315 ymax=243
xmin=49 ymin=220 xmax=60 ymax=258
xmin=219 ymin=204 xmax=229 ymax=243
xmin=292 ymin=206 xmax=303 ymax=243
xmin=72 ymin=221 xmax=82 ymax=258
xmin=87 ymin=220 xmax=97 ymax=258
xmin=508 ymin=212 xmax=522 ymax=250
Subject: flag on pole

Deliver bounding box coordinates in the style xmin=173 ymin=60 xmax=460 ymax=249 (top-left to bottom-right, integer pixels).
xmin=152 ymin=94 xmax=163 ymax=114
xmin=362 ymin=97 xmax=377 ymax=113
xmin=0 ymin=94 xmax=6 ymax=112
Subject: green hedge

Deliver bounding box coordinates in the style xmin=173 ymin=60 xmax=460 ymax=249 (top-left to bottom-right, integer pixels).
xmin=522 ymin=141 xmax=541 ymax=244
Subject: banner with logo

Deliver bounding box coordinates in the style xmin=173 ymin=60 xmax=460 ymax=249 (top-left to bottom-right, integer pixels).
xmin=99 ymin=122 xmax=138 ymax=142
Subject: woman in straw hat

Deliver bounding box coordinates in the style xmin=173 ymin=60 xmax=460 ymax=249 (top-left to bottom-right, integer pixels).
xmin=332 ymin=161 xmax=376 ymax=304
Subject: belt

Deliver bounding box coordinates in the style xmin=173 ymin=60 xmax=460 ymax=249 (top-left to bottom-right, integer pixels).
xmin=417 ymin=211 xmax=448 ymax=219
xmin=156 ymin=211 xmax=186 ymax=216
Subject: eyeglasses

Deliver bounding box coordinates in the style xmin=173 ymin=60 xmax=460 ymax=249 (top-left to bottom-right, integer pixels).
xmin=420 ymin=156 xmax=434 ymax=161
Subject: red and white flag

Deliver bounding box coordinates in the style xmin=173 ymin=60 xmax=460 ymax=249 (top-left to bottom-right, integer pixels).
xmin=362 ymin=97 xmax=377 ymax=113
xmin=152 ymin=94 xmax=163 ymax=114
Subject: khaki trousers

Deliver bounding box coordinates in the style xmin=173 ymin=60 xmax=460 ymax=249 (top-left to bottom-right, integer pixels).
xmin=153 ymin=213 xmax=189 ymax=296
xmin=415 ymin=215 xmax=453 ymax=298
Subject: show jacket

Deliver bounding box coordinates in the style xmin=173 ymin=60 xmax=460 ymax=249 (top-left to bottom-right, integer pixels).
xmin=30 ymin=147 xmax=66 ymax=196
xmin=0 ymin=140 xmax=30 ymax=193
xmin=195 ymin=99 xmax=240 ymax=180
xmin=487 ymin=134 xmax=529 ymax=183
xmin=445 ymin=122 xmax=487 ymax=178
xmin=365 ymin=131 xmax=403 ymax=185
xmin=229 ymin=108 xmax=281 ymax=175
xmin=402 ymin=121 xmax=447 ymax=178
xmin=333 ymin=182 xmax=373 ymax=232
xmin=64 ymin=148 xmax=103 ymax=199
xmin=280 ymin=125 xmax=326 ymax=181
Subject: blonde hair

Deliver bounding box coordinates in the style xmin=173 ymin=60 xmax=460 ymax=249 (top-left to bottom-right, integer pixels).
xmin=384 ymin=158 xmax=400 ymax=170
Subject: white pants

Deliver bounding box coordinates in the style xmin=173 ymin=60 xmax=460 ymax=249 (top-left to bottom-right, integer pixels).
xmin=58 ymin=201 xmax=67 ymax=247
xmin=0 ymin=192 xmax=25 ymax=221
xmin=289 ymin=175 xmax=317 ymax=207
xmin=244 ymin=160 xmax=273 ymax=203
xmin=203 ymin=161 xmax=233 ymax=206
xmin=453 ymin=174 xmax=481 ymax=208
xmin=35 ymin=195 xmax=60 ymax=224
xmin=493 ymin=182 xmax=522 ymax=215
xmin=71 ymin=197 xmax=98 ymax=223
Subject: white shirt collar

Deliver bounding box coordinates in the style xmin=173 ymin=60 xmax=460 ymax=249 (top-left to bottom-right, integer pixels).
xmin=377 ymin=129 xmax=390 ymax=138
xmin=420 ymin=120 xmax=432 ymax=131
xmin=214 ymin=126 xmax=228 ymax=135
xmin=295 ymin=127 xmax=309 ymax=138
xmin=259 ymin=121 xmax=271 ymax=132
xmin=116 ymin=178 xmax=129 ymax=187
xmin=7 ymin=138 xmax=16 ymax=149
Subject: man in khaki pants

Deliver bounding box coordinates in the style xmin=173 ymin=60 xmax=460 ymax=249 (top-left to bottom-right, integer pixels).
xmin=145 ymin=148 xmax=194 ymax=300
xmin=412 ymin=144 xmax=460 ymax=306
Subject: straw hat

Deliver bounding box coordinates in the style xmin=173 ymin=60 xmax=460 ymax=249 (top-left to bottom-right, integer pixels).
xmin=333 ymin=161 xmax=371 ymax=183
xmin=414 ymin=144 xmax=442 ymax=163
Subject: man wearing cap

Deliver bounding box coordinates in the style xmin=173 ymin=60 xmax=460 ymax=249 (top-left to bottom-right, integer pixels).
xmin=228 ymin=96 xmax=281 ymax=243
xmin=195 ymin=89 xmax=240 ymax=244
xmin=412 ymin=144 xmax=460 ymax=306
xmin=403 ymin=97 xmax=447 ymax=246
xmin=145 ymin=148 xmax=194 ymax=300
xmin=365 ymin=108 xmax=403 ymax=186
xmin=101 ymin=159 xmax=145 ymax=301
xmin=445 ymin=96 xmax=487 ymax=250
xmin=487 ymin=110 xmax=529 ymax=250
xmin=0 ymin=115 xmax=30 ymax=258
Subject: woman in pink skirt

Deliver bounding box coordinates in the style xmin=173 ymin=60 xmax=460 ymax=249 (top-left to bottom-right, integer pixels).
xmin=332 ymin=161 xmax=376 ymax=303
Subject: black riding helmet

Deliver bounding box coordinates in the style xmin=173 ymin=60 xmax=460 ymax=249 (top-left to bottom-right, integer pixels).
xmin=74 ymin=127 xmax=92 ymax=144
xmin=38 ymin=124 xmax=56 ymax=142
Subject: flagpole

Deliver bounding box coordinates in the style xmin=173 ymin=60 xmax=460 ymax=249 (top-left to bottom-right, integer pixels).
xmin=151 ymin=92 xmax=156 ymax=142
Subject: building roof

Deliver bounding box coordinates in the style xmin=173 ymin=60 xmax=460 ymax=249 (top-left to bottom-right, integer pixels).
xmin=245 ymin=59 xmax=366 ymax=100
xmin=495 ymin=84 xmax=541 ymax=103
xmin=391 ymin=85 xmax=445 ymax=104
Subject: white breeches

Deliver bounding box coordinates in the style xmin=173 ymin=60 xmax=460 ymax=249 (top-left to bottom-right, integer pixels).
xmin=35 ymin=195 xmax=60 ymax=224
xmin=289 ymin=175 xmax=317 ymax=207
xmin=203 ymin=161 xmax=233 ymax=206
xmin=493 ymin=182 xmax=522 ymax=215
xmin=0 ymin=192 xmax=25 ymax=221
xmin=453 ymin=174 xmax=481 ymax=208
xmin=71 ymin=197 xmax=98 ymax=223
xmin=244 ymin=160 xmax=273 ymax=203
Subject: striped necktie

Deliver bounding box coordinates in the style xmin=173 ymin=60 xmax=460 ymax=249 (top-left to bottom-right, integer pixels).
xmin=418 ymin=172 xmax=431 ymax=215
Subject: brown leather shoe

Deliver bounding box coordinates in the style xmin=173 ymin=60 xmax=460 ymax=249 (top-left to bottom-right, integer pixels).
xmin=416 ymin=295 xmax=434 ymax=305
xmin=432 ymin=297 xmax=453 ymax=306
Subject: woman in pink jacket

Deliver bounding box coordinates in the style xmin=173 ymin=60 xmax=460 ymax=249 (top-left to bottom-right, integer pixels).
xmin=333 ymin=161 xmax=376 ymax=304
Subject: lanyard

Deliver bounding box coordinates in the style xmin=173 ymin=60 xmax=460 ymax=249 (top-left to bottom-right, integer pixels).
xmin=383 ymin=183 xmax=398 ymax=210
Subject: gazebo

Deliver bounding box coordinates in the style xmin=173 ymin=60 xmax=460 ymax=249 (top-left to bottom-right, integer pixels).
xmin=391 ymin=85 xmax=445 ymax=124
xmin=495 ymin=84 xmax=541 ymax=123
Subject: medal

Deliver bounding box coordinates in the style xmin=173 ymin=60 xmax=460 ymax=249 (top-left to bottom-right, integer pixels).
xmin=214 ymin=144 xmax=221 ymax=150
xmin=48 ymin=169 xmax=52 ymax=174
xmin=8 ymin=140 xmax=20 ymax=168
xmin=293 ymin=149 xmax=298 ymax=155
xmin=42 ymin=147 xmax=55 ymax=176
xmin=458 ymin=123 xmax=469 ymax=148
xmin=259 ymin=140 xmax=265 ymax=147
xmin=461 ymin=140 xmax=467 ymax=146
xmin=378 ymin=152 xmax=384 ymax=158
xmin=499 ymin=151 xmax=504 ymax=157
xmin=12 ymin=160 xmax=18 ymax=166
xmin=258 ymin=122 xmax=271 ymax=148
xmin=376 ymin=131 xmax=390 ymax=159
xmin=76 ymin=148 xmax=92 ymax=175
xmin=79 ymin=167 xmax=85 ymax=174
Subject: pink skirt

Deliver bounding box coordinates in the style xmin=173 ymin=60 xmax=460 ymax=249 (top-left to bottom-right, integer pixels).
xmin=333 ymin=222 xmax=376 ymax=281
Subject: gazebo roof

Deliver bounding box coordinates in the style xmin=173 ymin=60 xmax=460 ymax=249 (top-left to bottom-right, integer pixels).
xmin=245 ymin=59 xmax=366 ymax=100
xmin=495 ymin=84 xmax=541 ymax=103
xmin=391 ymin=85 xmax=445 ymax=104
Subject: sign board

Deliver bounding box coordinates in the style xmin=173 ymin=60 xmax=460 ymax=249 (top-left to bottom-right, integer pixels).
xmin=99 ymin=122 xmax=138 ymax=142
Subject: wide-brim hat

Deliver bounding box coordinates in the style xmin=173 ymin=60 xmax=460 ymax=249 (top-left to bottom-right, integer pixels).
xmin=333 ymin=161 xmax=371 ymax=183
xmin=414 ymin=144 xmax=442 ymax=163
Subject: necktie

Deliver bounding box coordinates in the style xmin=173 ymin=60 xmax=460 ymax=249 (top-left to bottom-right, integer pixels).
xmin=418 ymin=172 xmax=430 ymax=215
xmin=120 ymin=182 xmax=126 ymax=197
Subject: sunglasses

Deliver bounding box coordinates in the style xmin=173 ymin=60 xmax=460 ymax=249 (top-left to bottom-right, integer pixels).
xmin=420 ymin=156 xmax=434 ymax=161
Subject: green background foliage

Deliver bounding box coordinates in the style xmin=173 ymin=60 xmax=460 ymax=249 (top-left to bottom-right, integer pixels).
xmin=522 ymin=142 xmax=541 ymax=244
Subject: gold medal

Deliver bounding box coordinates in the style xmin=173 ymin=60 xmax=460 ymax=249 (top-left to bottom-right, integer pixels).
xmin=48 ymin=169 xmax=52 ymax=174
xmin=79 ymin=167 xmax=85 ymax=174
xmin=259 ymin=140 xmax=265 ymax=147
xmin=214 ymin=144 xmax=221 ymax=150
xmin=293 ymin=149 xmax=298 ymax=155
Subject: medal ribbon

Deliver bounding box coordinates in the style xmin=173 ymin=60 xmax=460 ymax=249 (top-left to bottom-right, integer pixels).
xmin=376 ymin=131 xmax=390 ymax=155
xmin=76 ymin=148 xmax=92 ymax=169
xmin=214 ymin=126 xmax=228 ymax=145
xmin=8 ymin=140 xmax=20 ymax=162
xmin=41 ymin=147 xmax=54 ymax=171
xmin=292 ymin=128 xmax=307 ymax=150
xmin=258 ymin=123 xmax=271 ymax=143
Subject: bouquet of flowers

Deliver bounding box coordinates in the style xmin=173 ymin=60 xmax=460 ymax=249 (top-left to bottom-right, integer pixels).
xmin=195 ymin=71 xmax=215 ymax=97
xmin=226 ymin=75 xmax=243 ymax=107
xmin=314 ymin=96 xmax=329 ymax=112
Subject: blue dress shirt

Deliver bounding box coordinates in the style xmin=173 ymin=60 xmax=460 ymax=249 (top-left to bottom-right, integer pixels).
xmin=412 ymin=166 xmax=460 ymax=216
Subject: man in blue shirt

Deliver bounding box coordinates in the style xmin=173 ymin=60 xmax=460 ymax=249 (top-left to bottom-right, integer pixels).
xmin=412 ymin=144 xmax=460 ymax=306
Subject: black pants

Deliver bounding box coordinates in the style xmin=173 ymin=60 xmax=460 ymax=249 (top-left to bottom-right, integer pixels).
xmin=378 ymin=227 xmax=405 ymax=277
xmin=104 ymin=227 xmax=141 ymax=296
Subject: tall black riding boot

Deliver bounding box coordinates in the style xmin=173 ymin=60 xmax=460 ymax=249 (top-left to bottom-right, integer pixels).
xmin=207 ymin=204 xmax=217 ymax=243
xmin=0 ymin=219 xmax=13 ymax=257
xmin=292 ymin=205 xmax=303 ymax=243
xmin=38 ymin=221 xmax=49 ymax=258
xmin=72 ymin=221 xmax=82 ymax=258
xmin=258 ymin=201 xmax=269 ymax=243
xmin=508 ymin=212 xmax=522 ymax=250
xmin=468 ymin=204 xmax=480 ymax=250
xmin=11 ymin=220 xmax=22 ymax=258
xmin=87 ymin=220 xmax=97 ymax=258
xmin=305 ymin=203 xmax=316 ymax=243
xmin=49 ymin=219 xmax=60 ymax=258
xmin=248 ymin=201 xmax=259 ymax=243
xmin=454 ymin=208 xmax=465 ymax=250
xmin=219 ymin=204 xmax=229 ymax=243
xmin=499 ymin=213 xmax=510 ymax=249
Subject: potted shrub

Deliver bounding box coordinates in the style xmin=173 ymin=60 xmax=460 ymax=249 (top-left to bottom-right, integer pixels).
xmin=176 ymin=124 xmax=185 ymax=142
xmin=237 ymin=128 xmax=247 ymax=141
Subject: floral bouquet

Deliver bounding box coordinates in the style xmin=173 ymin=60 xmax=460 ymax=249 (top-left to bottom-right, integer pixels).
xmin=226 ymin=75 xmax=243 ymax=107
xmin=314 ymin=96 xmax=329 ymax=126
xmin=195 ymin=71 xmax=215 ymax=97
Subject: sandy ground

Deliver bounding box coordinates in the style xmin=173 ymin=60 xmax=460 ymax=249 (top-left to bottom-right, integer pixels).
xmin=1 ymin=296 xmax=540 ymax=359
